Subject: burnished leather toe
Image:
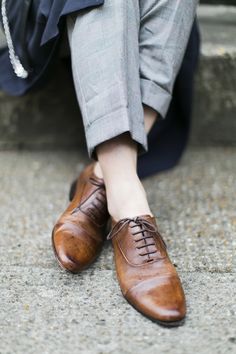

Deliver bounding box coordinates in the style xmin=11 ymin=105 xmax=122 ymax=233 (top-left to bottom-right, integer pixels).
xmin=52 ymin=162 xmax=109 ymax=273
xmin=52 ymin=223 xmax=104 ymax=272
xmin=107 ymin=215 xmax=186 ymax=325
xmin=125 ymin=275 xmax=186 ymax=324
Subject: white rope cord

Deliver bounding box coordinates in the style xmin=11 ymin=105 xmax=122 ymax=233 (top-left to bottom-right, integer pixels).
xmin=1 ymin=0 xmax=28 ymax=78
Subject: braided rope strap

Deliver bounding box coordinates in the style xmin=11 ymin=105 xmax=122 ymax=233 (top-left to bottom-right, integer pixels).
xmin=1 ymin=0 xmax=28 ymax=78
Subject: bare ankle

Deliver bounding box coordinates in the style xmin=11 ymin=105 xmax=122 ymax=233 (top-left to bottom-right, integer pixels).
xmin=93 ymin=161 xmax=103 ymax=179
xmin=106 ymin=180 xmax=153 ymax=220
xmin=94 ymin=132 xmax=152 ymax=220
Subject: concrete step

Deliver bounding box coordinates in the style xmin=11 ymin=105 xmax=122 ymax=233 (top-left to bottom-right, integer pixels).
xmin=190 ymin=5 xmax=236 ymax=146
xmin=0 ymin=5 xmax=236 ymax=149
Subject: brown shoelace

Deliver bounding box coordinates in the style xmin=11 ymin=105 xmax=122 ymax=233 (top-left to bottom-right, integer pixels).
xmin=71 ymin=177 xmax=107 ymax=225
xmin=107 ymin=216 xmax=167 ymax=261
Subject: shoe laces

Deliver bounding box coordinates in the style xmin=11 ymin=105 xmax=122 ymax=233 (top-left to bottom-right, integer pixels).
xmin=71 ymin=177 xmax=107 ymax=225
xmin=107 ymin=216 xmax=166 ymax=261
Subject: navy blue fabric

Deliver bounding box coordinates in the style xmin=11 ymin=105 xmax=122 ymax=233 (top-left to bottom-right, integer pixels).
xmin=137 ymin=21 xmax=200 ymax=179
xmin=0 ymin=0 xmax=104 ymax=95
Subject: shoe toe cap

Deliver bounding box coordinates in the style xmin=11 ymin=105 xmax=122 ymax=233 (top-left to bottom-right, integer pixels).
xmin=125 ymin=275 xmax=186 ymax=324
xmin=52 ymin=223 xmax=98 ymax=273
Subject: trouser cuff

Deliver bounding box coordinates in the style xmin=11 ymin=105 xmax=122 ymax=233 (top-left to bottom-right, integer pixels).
xmin=85 ymin=107 xmax=148 ymax=160
xmin=140 ymin=78 xmax=172 ymax=119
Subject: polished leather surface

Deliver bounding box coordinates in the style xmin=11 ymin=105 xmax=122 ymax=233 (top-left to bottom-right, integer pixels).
xmin=52 ymin=162 xmax=109 ymax=273
xmin=107 ymin=215 xmax=186 ymax=324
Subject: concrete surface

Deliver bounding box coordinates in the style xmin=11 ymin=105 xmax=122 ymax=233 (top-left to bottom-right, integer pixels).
xmin=0 ymin=62 xmax=86 ymax=150
xmin=198 ymin=5 xmax=236 ymax=56
xmin=184 ymin=5 xmax=236 ymax=147
xmin=0 ymin=147 xmax=235 ymax=354
xmin=0 ymin=5 xmax=236 ymax=149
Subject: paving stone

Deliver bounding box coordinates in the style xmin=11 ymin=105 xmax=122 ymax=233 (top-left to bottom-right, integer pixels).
xmin=0 ymin=268 xmax=235 ymax=354
xmin=0 ymin=148 xmax=235 ymax=353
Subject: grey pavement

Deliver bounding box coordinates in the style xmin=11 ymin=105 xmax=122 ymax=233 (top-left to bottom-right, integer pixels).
xmin=0 ymin=147 xmax=236 ymax=354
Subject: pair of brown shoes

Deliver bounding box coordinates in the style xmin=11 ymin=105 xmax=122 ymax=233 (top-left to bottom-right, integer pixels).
xmin=52 ymin=162 xmax=186 ymax=326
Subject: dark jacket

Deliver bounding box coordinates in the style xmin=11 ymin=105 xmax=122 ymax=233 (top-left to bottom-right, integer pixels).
xmin=0 ymin=0 xmax=104 ymax=95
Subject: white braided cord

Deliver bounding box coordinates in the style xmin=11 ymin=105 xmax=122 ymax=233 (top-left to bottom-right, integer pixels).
xmin=1 ymin=0 xmax=28 ymax=78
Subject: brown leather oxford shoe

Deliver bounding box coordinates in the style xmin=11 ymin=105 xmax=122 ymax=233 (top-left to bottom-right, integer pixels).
xmin=52 ymin=162 xmax=109 ymax=273
xmin=107 ymin=215 xmax=186 ymax=326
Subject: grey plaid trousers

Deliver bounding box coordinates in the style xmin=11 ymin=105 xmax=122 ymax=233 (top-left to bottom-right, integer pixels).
xmin=67 ymin=0 xmax=198 ymax=159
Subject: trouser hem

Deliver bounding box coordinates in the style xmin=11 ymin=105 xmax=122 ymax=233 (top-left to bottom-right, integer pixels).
xmin=85 ymin=107 xmax=148 ymax=160
xmin=140 ymin=78 xmax=172 ymax=119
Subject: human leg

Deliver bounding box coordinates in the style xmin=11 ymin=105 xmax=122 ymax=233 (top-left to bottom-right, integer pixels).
xmin=90 ymin=0 xmax=199 ymax=181
xmin=96 ymin=132 xmax=152 ymax=220
xmin=53 ymin=0 xmax=198 ymax=325
xmin=67 ymin=0 xmax=154 ymax=219
xmin=67 ymin=0 xmax=147 ymax=161
xmin=52 ymin=0 xmax=147 ymax=272
xmin=139 ymin=0 xmax=198 ymax=118
xmin=93 ymin=0 xmax=198 ymax=325
xmin=94 ymin=0 xmax=198 ymax=220
xmin=94 ymin=104 xmax=157 ymax=179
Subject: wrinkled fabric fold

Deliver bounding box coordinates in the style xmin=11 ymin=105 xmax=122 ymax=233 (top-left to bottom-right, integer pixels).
xmin=40 ymin=0 xmax=105 ymax=45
